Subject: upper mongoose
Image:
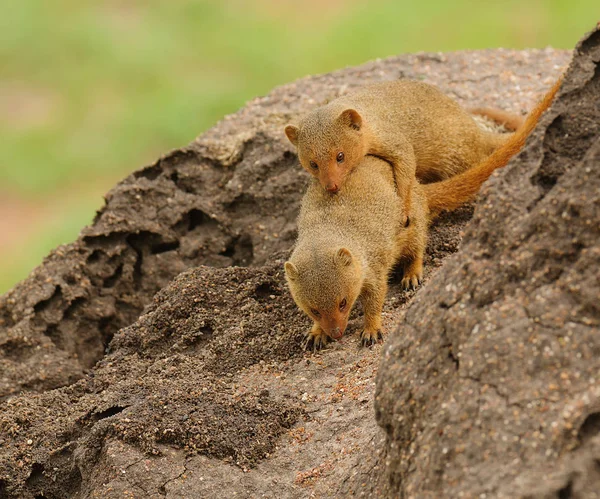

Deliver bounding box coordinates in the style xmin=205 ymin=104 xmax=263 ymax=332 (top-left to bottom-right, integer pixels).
xmin=284 ymin=78 xmax=561 ymax=350
xmin=470 ymin=107 xmax=524 ymax=131
xmin=284 ymin=80 xmax=522 ymax=221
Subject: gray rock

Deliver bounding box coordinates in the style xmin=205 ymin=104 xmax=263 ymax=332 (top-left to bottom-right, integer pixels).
xmin=375 ymin=26 xmax=600 ymax=499
xmin=0 ymin=30 xmax=581 ymax=499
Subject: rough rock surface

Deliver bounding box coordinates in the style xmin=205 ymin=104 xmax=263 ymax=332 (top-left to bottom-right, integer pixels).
xmin=0 ymin=33 xmax=581 ymax=499
xmin=376 ymin=28 xmax=600 ymax=498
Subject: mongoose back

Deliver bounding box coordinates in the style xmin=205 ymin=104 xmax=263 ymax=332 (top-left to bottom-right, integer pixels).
xmin=284 ymin=80 xmax=521 ymax=220
xmin=284 ymin=78 xmax=561 ymax=350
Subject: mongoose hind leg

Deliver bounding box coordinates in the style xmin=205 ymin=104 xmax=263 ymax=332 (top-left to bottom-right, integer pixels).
xmin=401 ymin=255 xmax=424 ymax=291
xmin=359 ymin=277 xmax=387 ymax=347
xmin=304 ymin=322 xmax=331 ymax=352
xmin=469 ymin=107 xmax=524 ymax=132
xmin=369 ymin=134 xmax=416 ymax=226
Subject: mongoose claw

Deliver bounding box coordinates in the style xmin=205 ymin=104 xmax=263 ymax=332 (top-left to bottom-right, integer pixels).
xmin=360 ymin=329 xmax=383 ymax=347
xmin=401 ymin=274 xmax=422 ymax=291
xmin=304 ymin=331 xmax=330 ymax=352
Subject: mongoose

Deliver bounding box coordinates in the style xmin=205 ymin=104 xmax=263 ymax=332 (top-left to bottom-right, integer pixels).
xmin=284 ymin=78 xmax=561 ymax=351
xmin=470 ymin=107 xmax=524 ymax=131
xmin=284 ymin=80 xmax=523 ymax=222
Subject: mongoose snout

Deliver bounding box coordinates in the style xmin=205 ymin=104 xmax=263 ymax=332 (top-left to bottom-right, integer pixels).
xmin=326 ymin=183 xmax=339 ymax=193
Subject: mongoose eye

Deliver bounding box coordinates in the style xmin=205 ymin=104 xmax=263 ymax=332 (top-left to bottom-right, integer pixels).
xmin=339 ymin=298 xmax=347 ymax=311
xmin=309 ymin=161 xmax=319 ymax=170
xmin=336 ymin=152 xmax=345 ymax=163
xmin=310 ymin=308 xmax=321 ymax=318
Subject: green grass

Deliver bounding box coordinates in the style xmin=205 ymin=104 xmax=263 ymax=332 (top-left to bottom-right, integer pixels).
xmin=0 ymin=0 xmax=597 ymax=293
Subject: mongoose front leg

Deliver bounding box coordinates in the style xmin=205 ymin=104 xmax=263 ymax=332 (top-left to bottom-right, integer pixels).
xmin=368 ymin=135 xmax=416 ymax=226
xmin=359 ymin=278 xmax=387 ymax=347
xmin=304 ymin=322 xmax=331 ymax=352
xmin=396 ymin=213 xmax=426 ymax=291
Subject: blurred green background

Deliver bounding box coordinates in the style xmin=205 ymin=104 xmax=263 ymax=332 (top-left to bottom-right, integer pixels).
xmin=0 ymin=0 xmax=596 ymax=293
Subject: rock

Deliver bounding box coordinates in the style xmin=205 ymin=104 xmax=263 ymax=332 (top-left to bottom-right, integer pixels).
xmin=0 ymin=41 xmax=573 ymax=498
xmin=375 ymin=26 xmax=600 ymax=498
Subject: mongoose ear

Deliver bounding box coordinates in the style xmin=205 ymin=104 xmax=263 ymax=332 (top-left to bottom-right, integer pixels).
xmin=339 ymin=109 xmax=362 ymax=131
xmin=335 ymin=248 xmax=353 ymax=267
xmin=284 ymin=261 xmax=299 ymax=280
xmin=284 ymin=125 xmax=299 ymax=146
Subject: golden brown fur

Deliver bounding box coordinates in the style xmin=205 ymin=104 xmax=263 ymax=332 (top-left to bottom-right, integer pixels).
xmin=469 ymin=107 xmax=525 ymax=132
xmin=285 ymin=78 xmax=562 ymax=350
xmin=284 ymin=80 xmax=516 ymax=222
xmin=425 ymin=77 xmax=563 ymax=217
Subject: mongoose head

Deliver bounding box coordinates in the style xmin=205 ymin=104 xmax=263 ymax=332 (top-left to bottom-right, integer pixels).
xmin=285 ymin=108 xmax=366 ymax=194
xmin=284 ymin=247 xmax=363 ymax=339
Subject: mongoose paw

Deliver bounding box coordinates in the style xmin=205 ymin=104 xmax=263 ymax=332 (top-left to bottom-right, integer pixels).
xmin=401 ymin=273 xmax=423 ymax=291
xmin=304 ymin=330 xmax=331 ymax=352
xmin=360 ymin=329 xmax=383 ymax=347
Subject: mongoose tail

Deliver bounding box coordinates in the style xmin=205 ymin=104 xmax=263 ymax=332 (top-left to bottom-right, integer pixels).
xmin=424 ymin=77 xmax=563 ymax=219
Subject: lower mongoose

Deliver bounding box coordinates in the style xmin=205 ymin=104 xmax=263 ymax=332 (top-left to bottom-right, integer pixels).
xmin=284 ymin=80 xmax=523 ymax=222
xmin=284 ymin=78 xmax=561 ymax=350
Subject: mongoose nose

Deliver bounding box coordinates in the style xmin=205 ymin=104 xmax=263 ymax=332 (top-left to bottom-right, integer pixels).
xmin=330 ymin=327 xmax=343 ymax=340
xmin=326 ymin=183 xmax=339 ymax=194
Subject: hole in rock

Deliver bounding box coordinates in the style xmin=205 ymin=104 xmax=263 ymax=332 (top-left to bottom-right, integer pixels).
xmin=220 ymin=233 xmax=254 ymax=266
xmin=150 ymin=240 xmax=180 ymax=255
xmin=188 ymin=209 xmax=211 ymax=231
xmin=93 ymin=406 xmax=127 ymax=421
xmin=578 ymin=411 xmax=600 ymax=444
xmin=134 ymin=163 xmax=162 ymax=181
xmin=25 ymin=463 xmax=45 ymax=488
xmin=254 ymin=282 xmax=280 ymax=302
xmin=558 ymin=478 xmax=573 ymax=499
xmin=103 ymin=264 xmax=123 ymax=288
